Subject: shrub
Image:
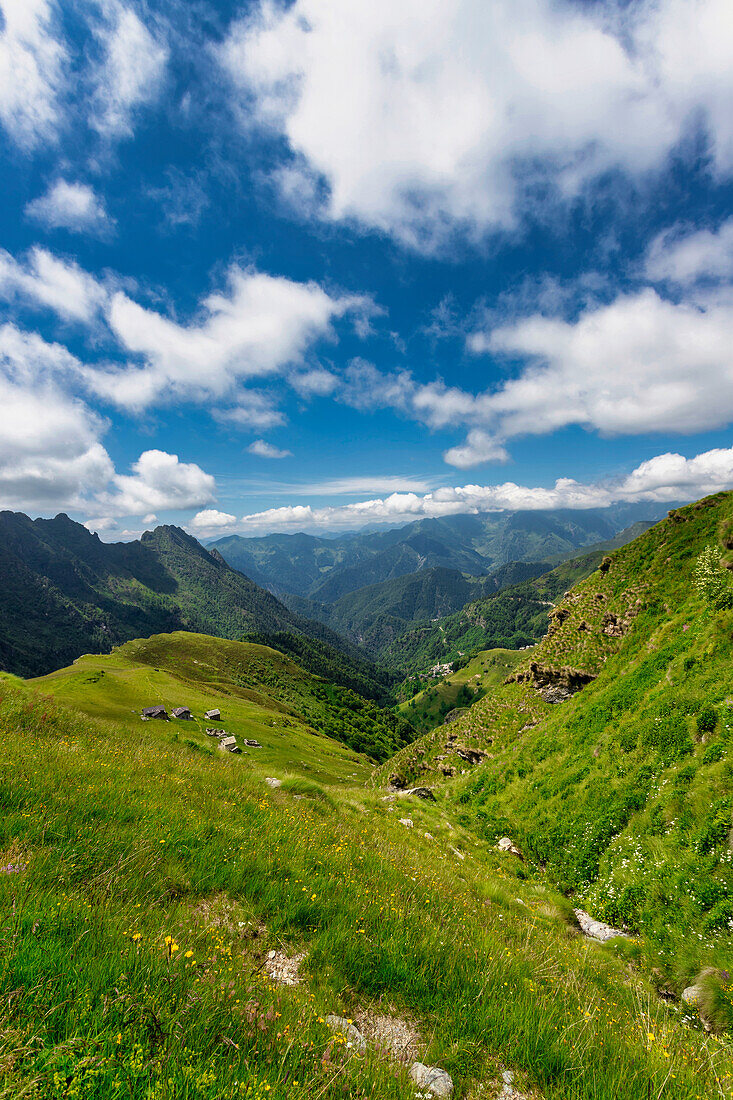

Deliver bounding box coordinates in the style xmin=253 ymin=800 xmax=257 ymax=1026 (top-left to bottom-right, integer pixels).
xmin=697 ymin=704 xmax=718 ymax=735
xmin=693 ymin=545 xmax=733 ymax=609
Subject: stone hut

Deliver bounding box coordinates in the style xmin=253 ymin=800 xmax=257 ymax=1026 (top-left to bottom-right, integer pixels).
xmin=204 ymin=708 xmax=221 ymax=721
xmin=142 ymin=705 xmax=168 ymax=720
xmin=171 ymin=707 xmax=192 ymax=720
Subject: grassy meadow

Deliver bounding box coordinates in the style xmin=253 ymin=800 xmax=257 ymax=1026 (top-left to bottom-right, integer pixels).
xmin=1 ymin=662 xmax=732 ymax=1098
xmin=398 ymin=649 xmax=524 ymax=734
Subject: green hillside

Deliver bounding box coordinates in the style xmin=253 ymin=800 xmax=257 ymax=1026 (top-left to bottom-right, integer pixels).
xmin=2 ymin=654 xmax=732 ymax=1097
xmin=398 ymin=647 xmax=524 ymax=734
xmin=34 ymin=632 xmax=415 ymax=765
xmin=379 ymin=493 xmax=733 ymax=1007
xmin=0 ymin=512 xmax=377 ymax=685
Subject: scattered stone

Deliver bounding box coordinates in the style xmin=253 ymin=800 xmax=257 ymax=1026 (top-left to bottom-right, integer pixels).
xmin=356 ymin=1013 xmax=421 ymax=1063
xmin=409 ymin=1063 xmax=453 ymax=1098
xmin=325 ymin=1015 xmax=367 ymax=1052
xmin=497 ymin=837 xmax=522 ymax=857
xmin=398 ymin=818 xmax=414 ymax=828
xmin=500 ymin=1069 xmax=527 ymax=1099
xmin=264 ymin=777 xmax=282 ymax=789
xmin=574 ymin=908 xmax=627 ymax=942
xmin=403 ymin=787 xmax=436 ymax=801
xmin=264 ymin=950 xmax=305 ymax=986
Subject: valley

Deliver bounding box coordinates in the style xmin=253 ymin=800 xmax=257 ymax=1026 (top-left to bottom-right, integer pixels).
xmin=1 ymin=496 xmax=733 ymax=1098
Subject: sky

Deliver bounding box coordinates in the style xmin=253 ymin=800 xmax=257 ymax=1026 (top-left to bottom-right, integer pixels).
xmin=1 ymin=0 xmax=732 ymax=539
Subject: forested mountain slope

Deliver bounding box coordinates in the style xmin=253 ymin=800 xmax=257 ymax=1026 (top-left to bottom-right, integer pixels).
xmin=0 ymin=512 xmax=371 ymax=681
xmin=212 ymin=505 xmax=668 ymax=601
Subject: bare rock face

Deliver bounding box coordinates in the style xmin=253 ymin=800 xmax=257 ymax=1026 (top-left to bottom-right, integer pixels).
xmin=599 ymin=555 xmax=613 ymax=573
xmin=601 ymin=612 xmax=626 ymax=637
xmin=454 ymin=745 xmax=488 ymax=765
xmin=506 ymin=662 xmax=596 ymax=702
xmin=403 ymin=787 xmax=437 ymax=802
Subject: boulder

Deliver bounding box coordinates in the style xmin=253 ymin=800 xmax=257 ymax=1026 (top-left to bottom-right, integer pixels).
xmin=574 ymin=908 xmax=627 ymax=942
xmin=244 ymin=739 xmax=262 ymax=747
xmin=497 ymin=837 xmax=522 ymax=857
xmin=409 ymin=1063 xmax=453 ymax=1097
xmin=398 ymin=818 xmax=414 ymax=828
xmin=264 ymin=777 xmax=282 ymax=789
xmin=403 ymin=787 xmax=436 ymax=802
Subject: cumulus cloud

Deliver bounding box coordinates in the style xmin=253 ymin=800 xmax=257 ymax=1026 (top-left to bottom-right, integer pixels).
xmin=237 ymin=446 xmax=733 ymax=532
xmin=0 ymin=0 xmax=65 ymax=148
xmin=190 ymin=508 xmax=237 ymax=530
xmin=0 ymin=246 xmax=108 ymax=322
xmin=25 ymin=180 xmax=112 ymax=235
xmin=247 ymin=439 xmax=292 ymax=459
xmin=220 ymin=0 xmax=733 ymax=247
xmin=645 ymin=218 xmax=733 ymax=286
xmin=91 ymin=3 xmax=168 ymax=138
xmin=289 ymin=367 xmax=338 ymax=397
xmin=103 ymin=449 xmax=216 ymax=516
xmin=87 ymin=265 xmax=371 ymax=411
xmin=443 ymin=430 xmax=510 ymax=469
xmin=0 ymin=323 xmax=113 ymax=510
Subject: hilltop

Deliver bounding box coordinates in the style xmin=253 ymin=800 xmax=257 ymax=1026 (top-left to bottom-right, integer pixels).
xmin=34 ymin=631 xmax=415 ymax=765
xmin=0 ymin=512 xmax=386 ymax=695
xmin=379 ymin=493 xmax=733 ymax=1008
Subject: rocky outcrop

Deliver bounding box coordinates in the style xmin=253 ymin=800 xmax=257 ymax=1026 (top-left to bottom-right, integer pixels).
xmin=497 ymin=837 xmax=522 ymax=858
xmin=507 ymin=662 xmax=596 ymax=703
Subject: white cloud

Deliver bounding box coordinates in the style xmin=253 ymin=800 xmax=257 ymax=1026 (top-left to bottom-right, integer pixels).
xmin=214 ymin=392 xmax=287 ymax=432
xmin=0 ymin=323 xmax=113 ymax=510
xmin=104 ymin=449 xmax=216 ymax=516
xmin=220 ymin=0 xmax=733 ymax=247
xmin=88 ymin=265 xmax=370 ymax=411
xmin=290 ymin=367 xmax=338 ymax=397
xmin=25 ymin=181 xmax=112 ymax=235
xmin=190 ymin=508 xmax=237 ymax=530
xmin=299 ymin=475 xmax=434 ymax=495
xmin=645 ymin=218 xmax=733 ymax=286
xmin=0 ymin=246 xmax=108 ymax=322
xmin=0 ymin=0 xmax=65 ymax=149
xmin=91 ymin=3 xmax=168 ymax=138
xmin=237 ymin=445 xmax=733 ymax=532
xmin=443 ymin=430 xmax=509 ymax=469
xmin=247 ymin=439 xmax=292 ymax=459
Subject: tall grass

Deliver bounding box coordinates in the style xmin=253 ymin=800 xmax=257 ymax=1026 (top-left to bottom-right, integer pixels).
xmin=0 ymin=681 xmax=731 ymax=1098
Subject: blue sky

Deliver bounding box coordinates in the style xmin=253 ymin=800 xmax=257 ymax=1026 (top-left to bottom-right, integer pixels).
xmin=1 ymin=0 xmax=732 ymax=539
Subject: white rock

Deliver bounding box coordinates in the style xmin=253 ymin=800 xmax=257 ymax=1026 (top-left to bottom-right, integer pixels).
xmin=325 ymin=1015 xmax=367 ymax=1052
xmin=398 ymin=818 xmax=414 ymax=828
xmin=409 ymin=1063 xmax=453 ymax=1097
xmin=497 ymin=837 xmax=522 ymax=857
xmin=264 ymin=777 xmax=282 ymax=789
xmin=574 ymin=908 xmax=628 ymax=942
xmin=682 ymin=985 xmax=702 ymax=1005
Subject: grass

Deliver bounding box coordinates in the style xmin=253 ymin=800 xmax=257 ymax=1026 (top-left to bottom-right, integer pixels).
xmin=1 ymin=664 xmax=733 ymax=1098
xmin=398 ymin=648 xmax=524 ymax=734
xmin=379 ymin=492 xmax=733 ymax=1012
xmin=31 ymin=632 xmax=414 ymax=778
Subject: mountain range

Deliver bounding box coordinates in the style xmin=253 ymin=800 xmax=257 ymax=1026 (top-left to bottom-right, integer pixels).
xmin=0 ymin=511 xmax=382 ymax=692
xmin=211 ymin=504 xmax=673 ymax=602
